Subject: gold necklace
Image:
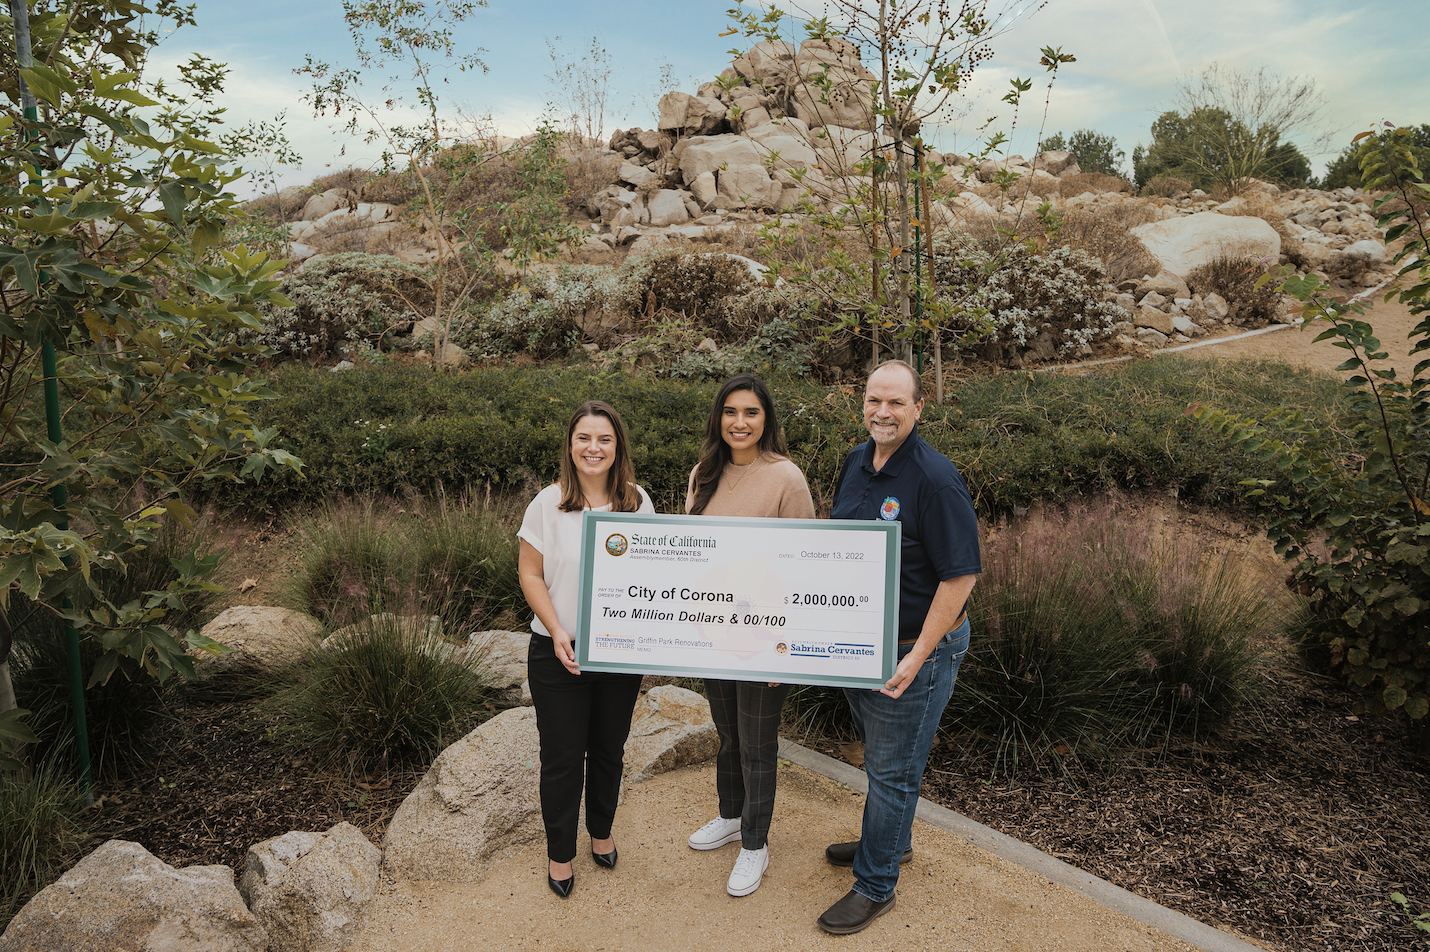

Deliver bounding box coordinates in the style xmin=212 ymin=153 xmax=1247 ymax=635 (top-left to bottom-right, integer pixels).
xmin=726 ymin=455 xmax=762 ymax=494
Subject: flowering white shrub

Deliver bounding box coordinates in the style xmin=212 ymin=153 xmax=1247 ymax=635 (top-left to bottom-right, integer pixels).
xmin=931 ymin=234 xmax=1128 ymax=365
xmin=251 ymin=253 xmax=433 ymax=360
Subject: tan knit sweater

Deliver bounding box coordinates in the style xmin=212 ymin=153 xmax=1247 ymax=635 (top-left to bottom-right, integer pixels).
xmin=685 ymin=452 xmax=816 ymax=519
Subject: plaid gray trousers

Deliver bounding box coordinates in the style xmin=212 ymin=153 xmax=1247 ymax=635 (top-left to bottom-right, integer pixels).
xmin=705 ymin=678 xmax=791 ymax=850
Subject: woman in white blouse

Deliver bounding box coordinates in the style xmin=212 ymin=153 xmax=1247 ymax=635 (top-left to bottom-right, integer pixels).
xmin=517 ymin=400 xmax=654 ymax=898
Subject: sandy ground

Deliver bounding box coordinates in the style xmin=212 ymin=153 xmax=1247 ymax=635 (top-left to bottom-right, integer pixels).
xmin=352 ymin=760 xmax=1207 ymax=952
xmin=1186 ymin=295 xmax=1421 ymax=374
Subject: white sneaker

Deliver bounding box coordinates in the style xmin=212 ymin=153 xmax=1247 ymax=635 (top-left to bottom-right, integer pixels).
xmin=727 ymin=846 xmax=769 ymax=897
xmin=688 ymin=815 xmax=742 ymax=850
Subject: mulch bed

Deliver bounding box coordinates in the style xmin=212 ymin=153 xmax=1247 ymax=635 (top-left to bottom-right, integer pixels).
xmin=922 ymin=670 xmax=1430 ymax=952
xmin=77 ymin=665 xmax=1429 ymax=952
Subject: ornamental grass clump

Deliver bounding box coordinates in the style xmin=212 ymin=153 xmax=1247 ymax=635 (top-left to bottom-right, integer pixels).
xmin=265 ymin=609 xmax=501 ymax=772
xmin=288 ymin=492 xmax=524 ymax=633
xmin=0 ymin=767 xmax=90 ymax=932
xmin=944 ymin=502 xmax=1274 ymax=774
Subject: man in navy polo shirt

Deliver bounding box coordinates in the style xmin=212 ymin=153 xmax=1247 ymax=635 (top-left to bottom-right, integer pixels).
xmin=816 ymin=359 xmax=981 ymax=935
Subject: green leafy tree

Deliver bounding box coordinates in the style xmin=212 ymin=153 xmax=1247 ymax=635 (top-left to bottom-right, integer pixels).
xmin=1322 ymin=123 xmax=1430 ymax=191
xmin=1191 ymin=126 xmax=1430 ymax=737
xmin=0 ymin=0 xmax=302 ymax=759
xmin=1040 ymin=128 xmax=1125 ymax=177
xmin=1133 ymin=64 xmax=1324 ymax=191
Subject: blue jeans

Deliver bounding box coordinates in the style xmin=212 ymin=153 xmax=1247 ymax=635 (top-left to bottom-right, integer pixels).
xmin=842 ymin=619 xmax=970 ymax=902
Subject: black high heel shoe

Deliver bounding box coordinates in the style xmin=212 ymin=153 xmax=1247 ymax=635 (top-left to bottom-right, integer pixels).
xmin=547 ymin=871 xmax=574 ymax=898
xmin=592 ymin=846 xmax=618 ymax=869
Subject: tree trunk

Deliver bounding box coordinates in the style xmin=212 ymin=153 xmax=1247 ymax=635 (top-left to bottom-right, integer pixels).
xmin=920 ymin=148 xmax=943 ymax=404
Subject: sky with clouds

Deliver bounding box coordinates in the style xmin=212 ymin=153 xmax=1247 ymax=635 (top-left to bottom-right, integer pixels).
xmin=169 ymin=0 xmax=1429 ymax=196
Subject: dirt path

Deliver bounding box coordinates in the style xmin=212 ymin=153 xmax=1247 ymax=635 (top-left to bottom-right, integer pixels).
xmin=1188 ymin=296 xmax=1421 ymax=374
xmin=351 ymin=760 xmax=1218 ymax=952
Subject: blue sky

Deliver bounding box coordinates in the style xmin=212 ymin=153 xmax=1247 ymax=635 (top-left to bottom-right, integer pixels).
xmin=166 ymin=0 xmax=1429 ymax=195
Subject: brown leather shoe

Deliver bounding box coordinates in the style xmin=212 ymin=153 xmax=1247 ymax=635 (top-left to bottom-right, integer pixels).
xmin=817 ymin=889 xmax=896 ymax=934
xmin=824 ymin=841 xmax=913 ymax=867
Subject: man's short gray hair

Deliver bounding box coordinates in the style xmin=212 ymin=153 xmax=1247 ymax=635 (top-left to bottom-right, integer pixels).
xmin=868 ymin=359 xmax=922 ymax=402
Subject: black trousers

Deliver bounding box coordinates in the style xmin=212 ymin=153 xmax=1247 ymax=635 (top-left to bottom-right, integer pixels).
xmin=527 ymin=634 xmax=643 ymax=863
xmin=705 ymin=678 xmax=791 ymax=850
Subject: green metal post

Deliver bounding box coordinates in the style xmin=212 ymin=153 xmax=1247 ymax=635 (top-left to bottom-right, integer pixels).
xmin=913 ymin=144 xmax=923 ymax=374
xmin=11 ymin=0 xmax=94 ymax=803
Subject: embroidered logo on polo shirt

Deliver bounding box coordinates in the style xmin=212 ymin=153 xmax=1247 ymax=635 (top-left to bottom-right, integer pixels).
xmin=879 ymin=497 xmax=900 ymax=520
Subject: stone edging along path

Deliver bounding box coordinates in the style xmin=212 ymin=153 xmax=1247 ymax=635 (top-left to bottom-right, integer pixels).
xmin=777 ymin=738 xmax=1264 ymax=952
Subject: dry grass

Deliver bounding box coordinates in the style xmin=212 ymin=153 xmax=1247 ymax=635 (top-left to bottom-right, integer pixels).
xmin=1058 ymin=211 xmax=1161 ymax=284
xmin=1186 ymin=255 xmax=1283 ymax=326
xmin=1216 ymin=193 xmax=1304 ymax=267
xmin=1058 ymin=171 xmax=1136 ymax=196
xmin=1142 ymin=175 xmax=1194 ymax=198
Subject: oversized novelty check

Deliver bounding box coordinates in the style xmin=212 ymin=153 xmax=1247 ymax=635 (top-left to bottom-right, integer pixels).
xmin=576 ymin=512 xmax=901 ymax=689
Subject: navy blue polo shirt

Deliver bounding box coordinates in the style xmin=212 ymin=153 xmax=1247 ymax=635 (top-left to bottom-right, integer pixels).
xmin=831 ymin=426 xmax=981 ymax=642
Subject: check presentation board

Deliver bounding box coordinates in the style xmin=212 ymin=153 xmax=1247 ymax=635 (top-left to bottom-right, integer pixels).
xmin=577 ymin=512 xmax=901 ymax=689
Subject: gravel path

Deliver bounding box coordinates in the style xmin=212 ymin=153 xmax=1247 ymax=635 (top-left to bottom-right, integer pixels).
xmin=350 ymin=758 xmax=1230 ymax=952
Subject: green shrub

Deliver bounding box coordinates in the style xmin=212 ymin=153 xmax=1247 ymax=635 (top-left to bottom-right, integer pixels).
xmin=7 ymin=518 xmax=225 ymax=773
xmin=944 ymin=502 xmax=1273 ymax=773
xmin=636 ymin=250 xmax=756 ymax=340
xmin=264 ymin=612 xmax=502 ymax=772
xmin=1140 ymin=174 xmax=1194 ymax=197
xmin=213 ymin=358 xmax=1350 ymax=517
xmin=1193 ymin=128 xmax=1430 ymax=729
xmin=253 ymin=252 xmax=434 ymax=360
xmin=0 ymin=767 xmax=90 ymax=932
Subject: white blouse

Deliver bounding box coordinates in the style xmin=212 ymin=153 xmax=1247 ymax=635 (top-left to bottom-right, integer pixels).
xmin=517 ymin=483 xmax=655 ymax=637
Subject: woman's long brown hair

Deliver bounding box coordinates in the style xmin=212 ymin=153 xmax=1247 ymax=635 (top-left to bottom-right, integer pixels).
xmin=687 ymin=374 xmax=787 ymax=515
xmin=557 ymin=400 xmax=642 ymax=512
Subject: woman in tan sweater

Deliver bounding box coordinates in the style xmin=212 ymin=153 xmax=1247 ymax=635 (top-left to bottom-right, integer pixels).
xmin=683 ymin=374 xmax=815 ymax=897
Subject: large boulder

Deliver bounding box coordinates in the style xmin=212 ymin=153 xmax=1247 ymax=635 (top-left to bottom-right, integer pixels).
xmin=717 ymin=165 xmax=784 ymax=210
xmin=1135 ymin=271 xmax=1187 ymax=301
xmin=300 ymin=188 xmax=356 ymax=222
xmin=809 ymin=124 xmax=874 ymax=172
xmin=0 ymin=840 xmax=266 ymax=952
xmin=623 ymin=685 xmax=720 ymax=782
xmin=690 ymin=170 xmax=719 ymax=207
xmin=678 ymin=136 xmax=765 ymax=185
xmin=658 ymin=92 xmax=728 ymax=136
xmin=787 ymin=38 xmax=876 ymax=132
xmin=647 ymin=189 xmax=692 ymax=227
xmin=381 ymin=706 xmax=544 ymax=883
xmin=744 ymin=40 xmax=796 ymax=81
xmin=1032 ymin=150 xmax=1079 ymax=176
xmin=197 ymin=605 xmax=322 ymax=670
xmin=455 ymin=630 xmax=532 ymax=690
xmin=1130 ymin=212 xmax=1281 ymax=278
xmin=381 ymin=686 xmax=721 ymax=882
xmin=750 ymin=134 xmax=819 ymax=172
xmin=789 ymin=69 xmax=875 ymax=132
xmin=239 ymin=823 xmax=381 ymax=952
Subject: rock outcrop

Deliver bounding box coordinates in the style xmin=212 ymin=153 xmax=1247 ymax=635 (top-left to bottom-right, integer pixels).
xmin=623 ymin=685 xmax=720 ymax=783
xmin=239 ymin=823 xmax=381 ymax=952
xmin=0 ymin=840 xmax=267 ymax=952
xmin=1130 ymin=212 xmax=1281 ymax=278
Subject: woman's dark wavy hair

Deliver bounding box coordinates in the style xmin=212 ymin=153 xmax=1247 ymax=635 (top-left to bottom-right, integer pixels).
xmin=687 ymin=374 xmax=788 ymax=516
xmin=557 ymin=400 xmax=642 ymax=513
